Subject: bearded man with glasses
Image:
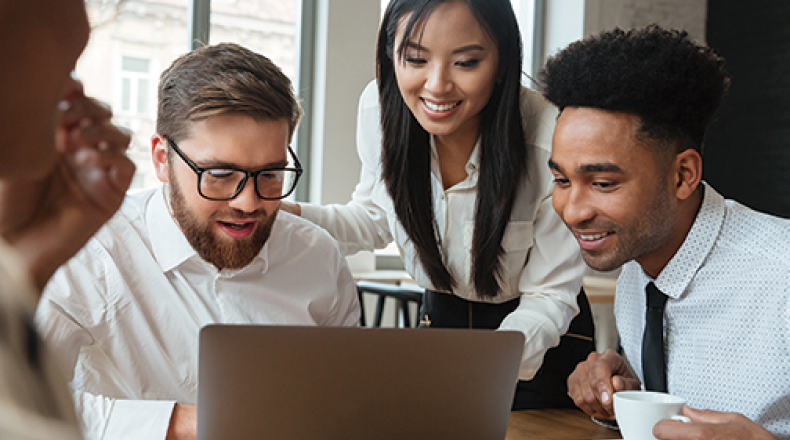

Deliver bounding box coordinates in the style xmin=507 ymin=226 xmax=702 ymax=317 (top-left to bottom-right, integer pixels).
xmin=34 ymin=43 xmax=360 ymax=440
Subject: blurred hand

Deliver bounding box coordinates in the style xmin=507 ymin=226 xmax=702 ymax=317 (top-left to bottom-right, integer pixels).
xmin=0 ymin=78 xmax=134 ymax=291
xmin=566 ymin=349 xmax=641 ymax=420
xmin=279 ymin=200 xmax=301 ymax=216
xmin=654 ymin=406 xmax=777 ymax=440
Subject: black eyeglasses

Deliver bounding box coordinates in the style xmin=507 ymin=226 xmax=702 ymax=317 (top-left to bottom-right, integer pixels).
xmin=164 ymin=136 xmax=303 ymax=201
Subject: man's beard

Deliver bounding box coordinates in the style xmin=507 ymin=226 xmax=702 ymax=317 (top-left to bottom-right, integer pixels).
xmin=575 ymin=180 xmax=675 ymax=273
xmin=167 ymin=179 xmax=277 ymax=270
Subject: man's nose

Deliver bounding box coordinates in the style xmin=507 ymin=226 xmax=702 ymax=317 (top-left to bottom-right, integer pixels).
xmin=227 ymin=177 xmax=263 ymax=213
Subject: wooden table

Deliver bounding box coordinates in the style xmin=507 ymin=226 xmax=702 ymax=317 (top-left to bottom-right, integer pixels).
xmin=506 ymin=409 xmax=621 ymax=440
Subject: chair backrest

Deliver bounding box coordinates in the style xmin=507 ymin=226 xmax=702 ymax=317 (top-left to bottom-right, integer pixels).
xmin=356 ymin=280 xmax=423 ymax=327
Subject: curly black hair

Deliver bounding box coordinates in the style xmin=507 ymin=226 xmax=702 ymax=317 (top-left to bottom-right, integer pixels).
xmin=539 ymin=24 xmax=730 ymax=155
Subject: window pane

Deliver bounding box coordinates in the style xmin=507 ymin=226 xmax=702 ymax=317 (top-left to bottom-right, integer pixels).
xmin=122 ymin=56 xmax=150 ymax=73
xmin=209 ymin=0 xmax=299 ymax=81
xmin=77 ymin=0 xmax=190 ymax=190
xmin=77 ymin=1 xmax=301 ymax=191
xmin=121 ymin=78 xmax=132 ymax=112
xmin=138 ymin=78 xmax=150 ymax=115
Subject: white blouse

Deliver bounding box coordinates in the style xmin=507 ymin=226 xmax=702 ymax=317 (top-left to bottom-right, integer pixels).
xmin=301 ymin=81 xmax=585 ymax=379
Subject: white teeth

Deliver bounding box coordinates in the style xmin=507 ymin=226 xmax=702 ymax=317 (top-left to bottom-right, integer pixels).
xmin=580 ymin=232 xmax=610 ymax=241
xmin=423 ymin=99 xmax=459 ymax=112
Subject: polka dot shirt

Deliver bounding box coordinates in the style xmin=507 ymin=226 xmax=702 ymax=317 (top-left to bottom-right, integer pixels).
xmin=616 ymin=184 xmax=790 ymax=438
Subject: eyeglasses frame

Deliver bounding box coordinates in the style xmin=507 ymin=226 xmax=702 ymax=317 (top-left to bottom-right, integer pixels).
xmin=163 ymin=135 xmax=303 ymax=201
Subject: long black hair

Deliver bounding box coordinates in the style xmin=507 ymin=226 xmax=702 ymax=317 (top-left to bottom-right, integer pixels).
xmin=377 ymin=0 xmax=527 ymax=298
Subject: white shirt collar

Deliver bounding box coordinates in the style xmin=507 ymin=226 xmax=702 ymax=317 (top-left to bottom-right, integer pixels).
xmin=653 ymin=183 xmax=725 ymax=299
xmin=146 ymin=186 xmax=197 ymax=273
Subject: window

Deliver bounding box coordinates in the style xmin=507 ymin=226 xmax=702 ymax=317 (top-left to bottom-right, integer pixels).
xmin=76 ymin=0 xmax=300 ymax=191
xmin=209 ymin=1 xmax=298 ymax=81
xmin=120 ymin=56 xmax=152 ymax=116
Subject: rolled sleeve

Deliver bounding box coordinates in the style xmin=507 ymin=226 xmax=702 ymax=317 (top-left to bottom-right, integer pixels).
xmin=300 ymin=81 xmax=393 ymax=255
xmin=500 ymin=196 xmax=585 ymax=379
xmin=101 ymin=399 xmax=175 ymax=440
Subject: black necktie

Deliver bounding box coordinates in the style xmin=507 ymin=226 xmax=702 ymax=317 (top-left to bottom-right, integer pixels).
xmin=642 ymin=282 xmax=669 ymax=392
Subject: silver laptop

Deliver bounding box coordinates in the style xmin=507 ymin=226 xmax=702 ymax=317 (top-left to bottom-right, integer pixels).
xmin=197 ymin=325 xmax=524 ymax=440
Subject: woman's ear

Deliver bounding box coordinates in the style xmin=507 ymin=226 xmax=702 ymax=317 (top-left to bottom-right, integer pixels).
xmin=673 ymin=149 xmax=703 ymax=201
xmin=151 ymin=135 xmax=170 ymax=183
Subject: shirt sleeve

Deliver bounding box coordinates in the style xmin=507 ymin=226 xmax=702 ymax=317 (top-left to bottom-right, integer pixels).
xmin=499 ymin=195 xmax=585 ymax=380
xmin=325 ymin=243 xmax=362 ymax=327
xmin=300 ymin=80 xmax=393 ymax=255
xmin=35 ymin=261 xmax=179 ymax=440
xmin=498 ymin=88 xmax=586 ymax=380
xmin=77 ymin=392 xmax=174 ymax=440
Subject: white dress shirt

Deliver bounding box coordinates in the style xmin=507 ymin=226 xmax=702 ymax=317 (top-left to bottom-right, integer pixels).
xmin=0 ymin=239 xmax=81 ymax=440
xmin=36 ymin=186 xmax=360 ymax=440
xmin=616 ymin=184 xmax=790 ymax=439
xmin=301 ymin=81 xmax=585 ymax=379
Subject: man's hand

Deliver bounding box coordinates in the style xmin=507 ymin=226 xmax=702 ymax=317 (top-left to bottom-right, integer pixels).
xmin=566 ymin=349 xmax=641 ymax=420
xmin=166 ymin=403 xmax=197 ymax=440
xmin=653 ymin=407 xmax=778 ymax=440
xmin=0 ymin=79 xmax=134 ymax=291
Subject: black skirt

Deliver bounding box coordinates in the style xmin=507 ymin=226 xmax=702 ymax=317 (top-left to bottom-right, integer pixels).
xmin=418 ymin=288 xmax=595 ymax=410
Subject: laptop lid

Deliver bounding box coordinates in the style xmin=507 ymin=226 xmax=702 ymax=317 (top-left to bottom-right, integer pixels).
xmin=197 ymin=325 xmax=524 ymax=440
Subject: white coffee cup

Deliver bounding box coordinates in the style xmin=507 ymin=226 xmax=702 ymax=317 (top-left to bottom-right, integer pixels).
xmin=613 ymin=391 xmax=689 ymax=440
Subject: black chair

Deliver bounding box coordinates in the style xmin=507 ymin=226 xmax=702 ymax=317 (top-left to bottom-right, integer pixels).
xmin=356 ymin=280 xmax=423 ymax=327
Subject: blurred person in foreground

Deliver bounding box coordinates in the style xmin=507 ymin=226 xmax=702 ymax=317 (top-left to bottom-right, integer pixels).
xmin=541 ymin=24 xmax=788 ymax=440
xmin=36 ymin=43 xmax=360 ymax=440
xmin=0 ymin=0 xmax=135 ymax=438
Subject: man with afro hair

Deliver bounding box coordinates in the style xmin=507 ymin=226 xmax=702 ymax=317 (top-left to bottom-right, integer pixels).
xmin=541 ymin=24 xmax=789 ymax=440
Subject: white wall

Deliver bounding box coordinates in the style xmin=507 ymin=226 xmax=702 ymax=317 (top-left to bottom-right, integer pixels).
xmin=545 ymin=0 xmax=586 ymax=59
xmin=308 ymin=1 xmax=378 ymax=205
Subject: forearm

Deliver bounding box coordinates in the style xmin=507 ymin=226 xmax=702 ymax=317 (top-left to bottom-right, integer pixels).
xmin=499 ymin=292 xmax=576 ymax=379
xmin=300 ymin=201 xmax=392 ymax=255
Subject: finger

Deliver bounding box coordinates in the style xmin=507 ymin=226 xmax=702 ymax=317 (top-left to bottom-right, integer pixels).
xmin=590 ymin=361 xmax=616 ymax=411
xmin=683 ymin=407 xmax=741 ymax=424
xmin=613 ymin=375 xmax=641 ymax=392
xmin=69 ymin=148 xmax=135 ymax=213
xmin=105 ymin=153 xmax=136 ymax=195
xmin=59 ymin=76 xmax=84 ymax=103
xmin=653 ymin=418 xmax=698 ymax=440
xmin=70 ymin=122 xmax=132 ymax=153
xmin=59 ymin=95 xmax=113 ymax=131
xmin=568 ymin=360 xmax=616 ymax=418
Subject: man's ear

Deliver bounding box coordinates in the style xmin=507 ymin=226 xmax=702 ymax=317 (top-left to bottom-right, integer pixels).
xmin=151 ymin=135 xmax=170 ymax=183
xmin=673 ymin=149 xmax=702 ymax=201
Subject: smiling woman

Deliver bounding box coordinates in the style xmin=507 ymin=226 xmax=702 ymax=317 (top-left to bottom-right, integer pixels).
xmin=288 ymin=0 xmax=595 ymax=411
xmin=392 ymin=3 xmax=499 ymax=147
